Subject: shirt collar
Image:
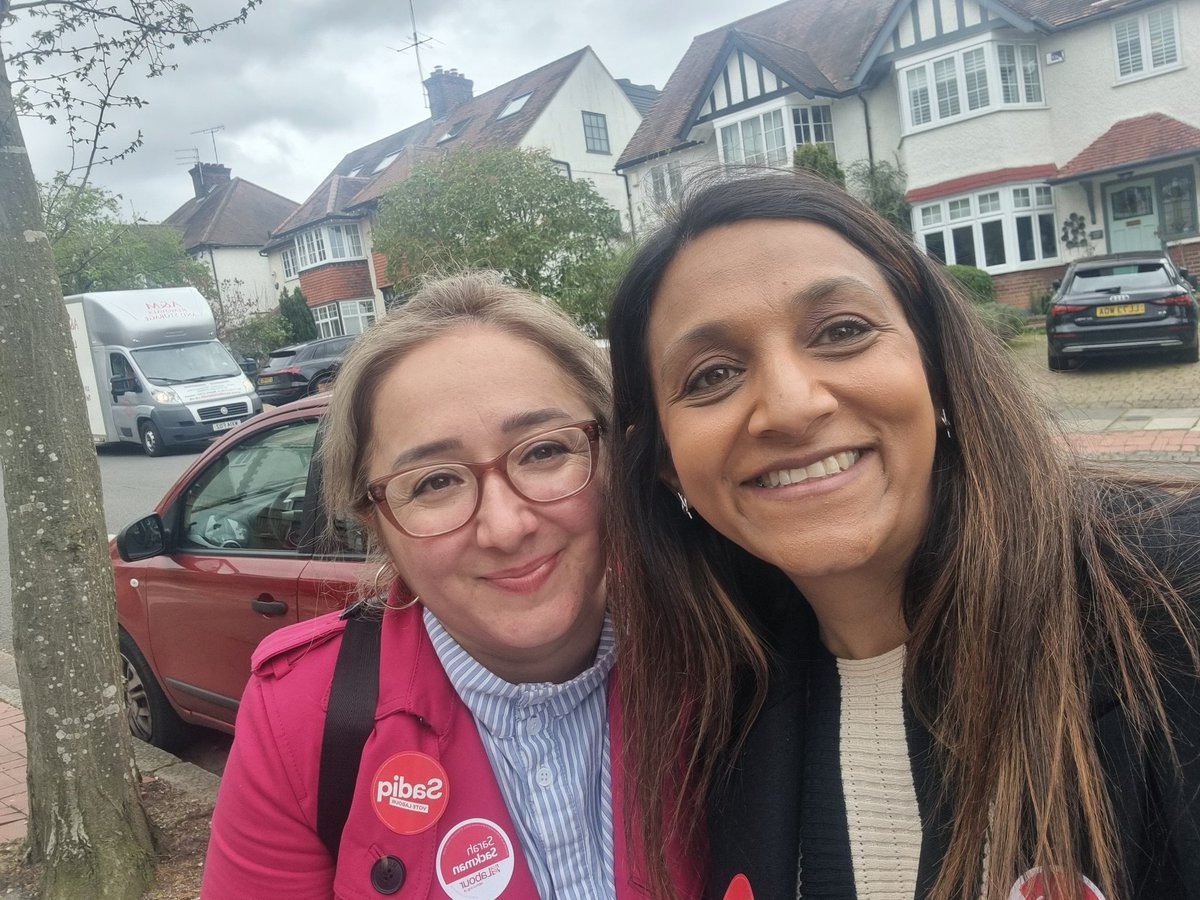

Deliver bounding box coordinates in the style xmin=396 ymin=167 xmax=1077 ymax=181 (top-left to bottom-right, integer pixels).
xmin=424 ymin=607 xmax=615 ymax=739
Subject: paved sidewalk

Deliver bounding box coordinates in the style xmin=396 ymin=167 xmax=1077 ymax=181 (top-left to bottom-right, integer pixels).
xmin=0 ymin=703 xmax=25 ymax=843
xmin=1059 ymin=408 xmax=1200 ymax=461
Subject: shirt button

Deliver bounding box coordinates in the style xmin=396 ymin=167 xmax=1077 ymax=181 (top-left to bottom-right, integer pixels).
xmin=535 ymin=765 xmax=554 ymax=788
xmin=526 ymin=715 xmax=542 ymax=736
xmin=370 ymin=855 xmax=406 ymax=894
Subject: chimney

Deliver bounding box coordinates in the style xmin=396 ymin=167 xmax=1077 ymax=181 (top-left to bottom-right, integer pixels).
xmin=189 ymin=162 xmax=231 ymax=198
xmin=425 ymin=66 xmax=474 ymax=121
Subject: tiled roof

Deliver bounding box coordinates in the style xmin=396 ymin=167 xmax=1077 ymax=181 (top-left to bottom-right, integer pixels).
xmin=1003 ymin=0 xmax=1148 ymax=29
xmin=736 ymin=31 xmax=837 ymax=95
xmin=163 ymin=178 xmax=298 ymax=251
xmin=1055 ymin=114 xmax=1200 ymax=181
xmin=907 ymin=164 xmax=1059 ymax=202
xmin=616 ymin=0 xmax=894 ymax=168
xmin=272 ymin=49 xmax=591 ymax=237
xmin=617 ymin=79 xmax=661 ymax=116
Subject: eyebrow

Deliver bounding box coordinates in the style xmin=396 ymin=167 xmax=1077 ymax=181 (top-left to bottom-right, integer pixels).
xmin=656 ymin=275 xmax=878 ymax=383
xmin=387 ymin=407 xmax=576 ymax=469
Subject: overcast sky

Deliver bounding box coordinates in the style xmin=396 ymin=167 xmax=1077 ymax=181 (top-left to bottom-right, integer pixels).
xmin=11 ymin=0 xmax=743 ymax=222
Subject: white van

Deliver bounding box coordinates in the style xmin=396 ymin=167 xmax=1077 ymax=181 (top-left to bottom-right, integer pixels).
xmin=65 ymin=288 xmax=262 ymax=456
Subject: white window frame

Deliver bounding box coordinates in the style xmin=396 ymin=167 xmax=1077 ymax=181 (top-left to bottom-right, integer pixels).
xmin=792 ymin=105 xmax=836 ymax=155
xmin=281 ymin=247 xmax=297 ymax=280
xmin=715 ymin=99 xmax=839 ymax=170
xmin=338 ymin=299 xmax=377 ymax=336
xmin=293 ymin=223 xmax=366 ymax=272
xmin=646 ymin=159 xmax=684 ymax=206
xmin=312 ymin=303 xmax=342 ymax=339
xmin=1112 ymin=5 xmax=1182 ymax=83
xmin=914 ymin=182 xmax=1058 ymax=274
xmin=498 ymin=93 xmax=532 ymax=119
xmin=898 ymin=37 xmax=1044 ymax=133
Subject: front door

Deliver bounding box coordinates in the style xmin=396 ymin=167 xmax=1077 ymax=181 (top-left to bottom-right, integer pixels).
xmin=1106 ymin=179 xmax=1161 ymax=252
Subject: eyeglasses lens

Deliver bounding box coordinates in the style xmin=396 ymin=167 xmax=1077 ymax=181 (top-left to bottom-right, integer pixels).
xmin=383 ymin=425 xmax=594 ymax=537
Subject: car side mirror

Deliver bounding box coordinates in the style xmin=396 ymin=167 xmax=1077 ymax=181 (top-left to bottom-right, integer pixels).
xmin=117 ymin=513 xmax=167 ymax=562
xmin=109 ymin=375 xmax=137 ymax=396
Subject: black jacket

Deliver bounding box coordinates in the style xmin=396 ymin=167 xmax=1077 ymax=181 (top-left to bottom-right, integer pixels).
xmin=706 ymin=499 xmax=1200 ymax=899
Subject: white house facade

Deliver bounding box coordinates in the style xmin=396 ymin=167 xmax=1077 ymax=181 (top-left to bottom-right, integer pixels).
xmin=616 ymin=0 xmax=1200 ymax=307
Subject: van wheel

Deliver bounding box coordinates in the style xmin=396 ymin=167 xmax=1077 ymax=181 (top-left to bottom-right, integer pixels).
xmin=139 ymin=421 xmax=166 ymax=457
xmin=119 ymin=631 xmax=192 ymax=751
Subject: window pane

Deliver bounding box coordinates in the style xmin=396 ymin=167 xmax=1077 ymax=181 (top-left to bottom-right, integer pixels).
xmin=934 ymin=57 xmax=961 ymax=118
xmin=582 ymin=111 xmax=610 ymax=153
xmin=1012 ymin=187 xmax=1031 ymax=208
xmin=963 ymin=48 xmax=990 ymax=110
xmin=346 ymin=224 xmax=363 ymax=256
xmin=1038 ymin=213 xmax=1057 ymax=258
xmin=998 ymin=45 xmax=1020 ymax=103
xmin=1148 ymin=10 xmax=1178 ymax=69
xmin=952 ymin=225 xmax=976 ymax=267
xmin=811 ymin=106 xmax=835 ymax=146
xmin=921 ymin=205 xmax=942 ymax=227
xmin=949 ymin=198 xmax=972 ymax=220
xmin=1016 ymin=215 xmax=1036 ymax=261
xmin=907 ymin=68 xmax=931 ymax=126
xmin=328 ymin=226 xmax=346 ymax=258
xmin=793 ymin=107 xmax=811 ymax=144
xmin=1115 ymin=19 xmax=1143 ymax=76
xmin=742 ymin=116 xmax=766 ymax=165
xmin=720 ymin=125 xmax=742 ymax=164
xmin=978 ymin=191 xmax=1001 ymax=214
xmin=1160 ymin=170 xmax=1197 ymax=238
xmin=763 ymin=109 xmax=787 ymax=166
xmin=924 ymin=231 xmax=947 ymax=263
xmin=982 ymin=219 xmax=1006 ymax=267
xmin=1035 ymin=186 xmax=1053 ymax=206
xmin=1019 ymin=45 xmax=1043 ymax=102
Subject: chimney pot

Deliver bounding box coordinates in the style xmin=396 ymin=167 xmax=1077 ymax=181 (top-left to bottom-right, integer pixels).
xmin=188 ymin=162 xmax=231 ymax=199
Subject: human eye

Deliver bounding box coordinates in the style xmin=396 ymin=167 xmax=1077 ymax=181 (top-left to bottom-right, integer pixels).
xmin=815 ymin=316 xmax=874 ymax=346
xmin=683 ymin=362 xmax=743 ymax=396
xmin=408 ymin=467 xmax=467 ymax=499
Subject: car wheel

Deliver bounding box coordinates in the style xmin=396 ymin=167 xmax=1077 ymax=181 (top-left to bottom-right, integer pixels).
xmin=1180 ymin=340 xmax=1200 ymax=364
xmin=139 ymin=421 xmax=166 ymax=457
xmin=308 ymin=372 xmax=335 ymax=395
xmin=119 ymin=631 xmax=192 ymax=751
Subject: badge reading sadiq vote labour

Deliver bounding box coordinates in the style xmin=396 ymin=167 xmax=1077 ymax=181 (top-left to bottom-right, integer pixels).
xmin=371 ymin=751 xmax=450 ymax=834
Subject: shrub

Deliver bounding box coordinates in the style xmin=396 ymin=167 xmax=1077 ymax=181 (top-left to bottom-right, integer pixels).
xmin=973 ymin=301 xmax=1027 ymax=343
xmin=945 ymin=264 xmax=995 ymax=303
xmin=793 ymin=144 xmax=845 ymax=187
xmin=846 ymin=159 xmax=910 ymax=234
xmin=228 ymin=312 xmax=291 ymax=363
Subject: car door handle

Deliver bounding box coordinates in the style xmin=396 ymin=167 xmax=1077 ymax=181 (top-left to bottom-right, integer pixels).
xmin=251 ymin=595 xmax=288 ymax=616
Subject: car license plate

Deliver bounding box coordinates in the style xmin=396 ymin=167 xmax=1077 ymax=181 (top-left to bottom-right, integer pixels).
xmin=257 ymin=375 xmax=274 ymax=385
xmin=212 ymin=419 xmax=241 ymax=432
xmin=1096 ymin=303 xmax=1145 ymax=318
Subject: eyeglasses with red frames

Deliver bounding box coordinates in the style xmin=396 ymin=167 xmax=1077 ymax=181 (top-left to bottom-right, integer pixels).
xmin=365 ymin=421 xmax=602 ymax=538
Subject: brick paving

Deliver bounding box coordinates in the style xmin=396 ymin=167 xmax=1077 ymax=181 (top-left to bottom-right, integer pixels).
xmin=0 ymin=333 xmax=1193 ymax=848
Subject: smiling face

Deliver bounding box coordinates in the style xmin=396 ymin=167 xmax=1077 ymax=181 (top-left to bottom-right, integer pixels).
xmin=647 ymin=218 xmax=938 ymax=617
xmin=366 ymin=325 xmax=607 ymax=684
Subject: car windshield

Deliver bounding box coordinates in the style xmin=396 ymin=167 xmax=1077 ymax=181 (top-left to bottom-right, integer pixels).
xmin=132 ymin=342 xmax=242 ymax=385
xmin=1068 ymin=263 xmax=1173 ymax=294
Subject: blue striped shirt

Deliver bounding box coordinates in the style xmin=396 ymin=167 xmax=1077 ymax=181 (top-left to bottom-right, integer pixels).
xmin=425 ymin=608 xmax=616 ymax=899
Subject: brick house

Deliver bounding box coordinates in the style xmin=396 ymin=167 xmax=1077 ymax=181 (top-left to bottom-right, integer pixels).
xmin=615 ymin=0 xmax=1199 ymax=308
xmin=264 ymin=48 xmax=651 ymax=337
xmin=163 ymin=163 xmax=299 ymax=325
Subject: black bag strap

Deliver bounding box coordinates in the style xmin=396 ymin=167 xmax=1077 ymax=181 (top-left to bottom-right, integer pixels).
xmin=316 ymin=605 xmax=383 ymax=860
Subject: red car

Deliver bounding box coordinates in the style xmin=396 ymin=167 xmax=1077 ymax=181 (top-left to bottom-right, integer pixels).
xmin=112 ymin=394 xmax=365 ymax=749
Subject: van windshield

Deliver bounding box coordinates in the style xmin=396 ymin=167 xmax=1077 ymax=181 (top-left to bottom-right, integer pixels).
xmin=132 ymin=342 xmax=241 ymax=385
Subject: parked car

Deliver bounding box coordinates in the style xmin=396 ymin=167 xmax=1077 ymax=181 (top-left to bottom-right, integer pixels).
xmin=254 ymin=335 xmax=354 ymax=406
xmin=223 ymin=344 xmax=259 ymax=378
xmin=1046 ymin=252 xmax=1199 ymax=371
xmin=112 ymin=394 xmax=366 ymax=749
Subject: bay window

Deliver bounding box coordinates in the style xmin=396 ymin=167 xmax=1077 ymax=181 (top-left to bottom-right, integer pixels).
xmin=916 ymin=183 xmax=1057 ymax=271
xmin=718 ymin=104 xmax=836 ymax=168
xmin=901 ymin=40 xmax=1043 ymax=131
xmin=290 ymin=222 xmax=366 ymax=273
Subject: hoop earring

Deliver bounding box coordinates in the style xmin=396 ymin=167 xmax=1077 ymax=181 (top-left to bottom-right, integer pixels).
xmin=677 ymin=492 xmax=694 ymax=520
xmin=939 ymin=408 xmax=954 ymax=441
xmin=381 ymin=592 xmax=420 ymax=612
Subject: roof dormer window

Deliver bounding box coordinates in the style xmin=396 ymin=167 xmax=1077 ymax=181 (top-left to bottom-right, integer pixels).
xmin=497 ymin=93 xmax=532 ymax=119
xmin=372 ymin=152 xmax=401 ymax=174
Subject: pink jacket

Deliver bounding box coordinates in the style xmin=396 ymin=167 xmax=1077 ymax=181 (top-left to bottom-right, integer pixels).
xmin=203 ymin=604 xmax=703 ymax=898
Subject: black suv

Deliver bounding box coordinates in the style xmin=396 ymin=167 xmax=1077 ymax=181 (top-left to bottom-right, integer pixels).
xmin=1046 ymin=252 xmax=1198 ymax=371
xmin=255 ymin=335 xmax=354 ymax=405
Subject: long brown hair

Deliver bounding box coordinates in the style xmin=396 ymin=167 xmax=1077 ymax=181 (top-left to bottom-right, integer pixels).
xmin=606 ymin=171 xmax=1198 ymax=899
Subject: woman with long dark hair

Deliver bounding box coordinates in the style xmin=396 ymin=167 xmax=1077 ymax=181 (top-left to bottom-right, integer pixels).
xmin=607 ymin=171 xmax=1200 ymax=900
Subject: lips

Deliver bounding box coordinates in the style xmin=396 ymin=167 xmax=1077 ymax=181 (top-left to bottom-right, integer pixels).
xmin=482 ymin=552 xmax=560 ymax=593
xmin=753 ymin=449 xmax=862 ymax=488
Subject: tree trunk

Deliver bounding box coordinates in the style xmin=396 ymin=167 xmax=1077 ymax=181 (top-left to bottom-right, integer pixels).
xmin=0 ymin=45 xmax=155 ymax=900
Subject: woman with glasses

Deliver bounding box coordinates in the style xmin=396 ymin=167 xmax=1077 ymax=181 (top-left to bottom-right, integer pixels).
xmin=203 ymin=273 xmax=701 ymax=898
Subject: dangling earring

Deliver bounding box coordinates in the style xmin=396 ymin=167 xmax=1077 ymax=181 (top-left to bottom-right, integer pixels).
xmin=373 ymin=563 xmax=419 ymax=611
xmin=939 ymin=408 xmax=954 ymax=441
xmin=677 ymin=492 xmax=694 ymax=520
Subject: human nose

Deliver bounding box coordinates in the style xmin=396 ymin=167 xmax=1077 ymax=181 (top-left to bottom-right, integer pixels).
xmin=472 ymin=469 xmax=539 ymax=550
xmin=746 ymin=352 xmax=838 ymax=439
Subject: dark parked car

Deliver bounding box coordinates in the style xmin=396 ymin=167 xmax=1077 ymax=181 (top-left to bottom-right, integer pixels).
xmin=255 ymin=335 xmax=354 ymax=406
xmin=112 ymin=395 xmax=365 ymax=748
xmin=1046 ymin=252 xmax=1199 ymax=371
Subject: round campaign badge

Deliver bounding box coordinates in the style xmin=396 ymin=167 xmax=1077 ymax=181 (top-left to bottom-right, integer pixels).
xmin=1008 ymin=868 xmax=1105 ymax=900
xmin=370 ymin=751 xmax=450 ymax=835
xmin=436 ymin=818 xmax=515 ymax=899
